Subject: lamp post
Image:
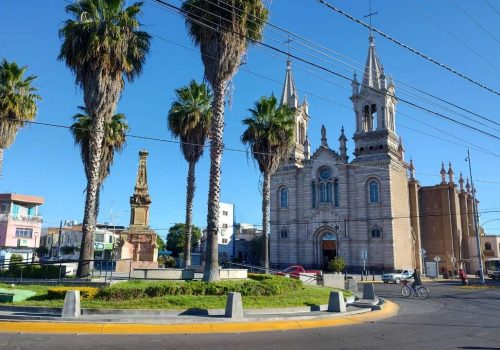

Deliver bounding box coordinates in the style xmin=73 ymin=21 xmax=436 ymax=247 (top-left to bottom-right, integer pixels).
xmin=32 ymin=232 xmax=38 ymax=264
xmin=466 ymin=149 xmax=485 ymax=284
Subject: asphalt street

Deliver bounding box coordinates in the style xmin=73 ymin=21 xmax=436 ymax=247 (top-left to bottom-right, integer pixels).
xmin=0 ymin=280 xmax=499 ymax=350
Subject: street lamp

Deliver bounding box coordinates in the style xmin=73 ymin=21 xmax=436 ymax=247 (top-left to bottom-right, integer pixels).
xmin=466 ymin=149 xmax=485 ymax=284
xmin=32 ymin=232 xmax=38 ymax=264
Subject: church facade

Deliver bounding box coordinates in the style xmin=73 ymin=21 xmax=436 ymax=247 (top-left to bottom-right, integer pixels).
xmin=270 ymin=36 xmax=479 ymax=273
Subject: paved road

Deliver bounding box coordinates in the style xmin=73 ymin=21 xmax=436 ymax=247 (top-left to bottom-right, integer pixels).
xmin=0 ymin=280 xmax=498 ymax=350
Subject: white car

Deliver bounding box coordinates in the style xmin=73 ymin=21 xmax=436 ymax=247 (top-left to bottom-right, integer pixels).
xmin=382 ymin=269 xmax=414 ymax=284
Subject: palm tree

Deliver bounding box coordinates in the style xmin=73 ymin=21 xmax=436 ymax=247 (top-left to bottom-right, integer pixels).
xmin=241 ymin=95 xmax=295 ymax=271
xmin=182 ymin=0 xmax=268 ymax=282
xmin=0 ymin=59 xmax=40 ymax=176
xmin=168 ymin=80 xmax=212 ymax=268
xmin=59 ymin=0 xmax=150 ymax=277
xmin=70 ymin=107 xmax=129 ymax=219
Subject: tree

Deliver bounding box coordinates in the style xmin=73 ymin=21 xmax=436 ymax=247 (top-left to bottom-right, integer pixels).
xmin=156 ymin=235 xmax=166 ymax=252
xmin=241 ymin=95 xmax=295 ymax=270
xmin=70 ymin=107 xmax=129 ymax=218
xmin=59 ymin=0 xmax=151 ymax=277
xmin=0 ymin=59 xmax=40 ymax=175
xmin=168 ymin=80 xmax=212 ymax=267
xmin=166 ymin=223 xmax=202 ymax=257
xmin=182 ymin=0 xmax=268 ymax=282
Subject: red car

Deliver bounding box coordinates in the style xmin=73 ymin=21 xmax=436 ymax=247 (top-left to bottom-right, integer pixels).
xmin=276 ymin=265 xmax=322 ymax=279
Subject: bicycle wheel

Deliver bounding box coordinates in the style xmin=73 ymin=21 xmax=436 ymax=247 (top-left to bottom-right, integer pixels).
xmin=417 ymin=286 xmax=430 ymax=300
xmin=401 ymin=285 xmax=412 ymax=297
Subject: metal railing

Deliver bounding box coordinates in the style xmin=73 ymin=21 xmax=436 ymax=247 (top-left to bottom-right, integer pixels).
xmin=0 ymin=258 xmax=133 ymax=284
xmin=0 ymin=213 xmax=43 ymax=223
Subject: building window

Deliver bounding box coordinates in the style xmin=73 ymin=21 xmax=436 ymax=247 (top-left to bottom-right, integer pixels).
xmin=311 ymin=181 xmax=317 ymax=208
xmin=319 ymin=182 xmax=333 ymax=203
xmin=222 ymin=211 xmax=228 ymax=216
xmin=109 ymin=236 xmax=113 ymax=244
xmin=369 ymin=180 xmax=380 ymax=203
xmin=371 ymin=228 xmax=382 ymax=238
xmin=15 ymin=228 xmax=33 ymax=238
xmin=95 ymin=233 xmax=104 ymax=243
xmin=28 ymin=206 xmax=35 ymax=216
xmin=485 ymin=242 xmax=492 ymax=251
xmin=222 ymin=238 xmax=228 ymax=244
xmin=280 ymin=228 xmax=288 ymax=239
xmin=280 ymin=187 xmax=288 ymax=208
xmin=334 ymin=179 xmax=339 ymax=207
xmin=0 ymin=202 xmax=8 ymax=213
xmin=222 ymin=223 xmax=228 ymax=229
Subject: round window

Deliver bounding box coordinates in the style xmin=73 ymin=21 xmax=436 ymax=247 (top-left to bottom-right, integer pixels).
xmin=319 ymin=168 xmax=332 ymax=180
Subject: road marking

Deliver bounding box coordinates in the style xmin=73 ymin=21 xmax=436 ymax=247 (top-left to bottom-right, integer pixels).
xmin=0 ymin=301 xmax=399 ymax=334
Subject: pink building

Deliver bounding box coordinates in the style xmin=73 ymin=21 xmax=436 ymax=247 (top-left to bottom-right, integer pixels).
xmin=0 ymin=193 xmax=44 ymax=266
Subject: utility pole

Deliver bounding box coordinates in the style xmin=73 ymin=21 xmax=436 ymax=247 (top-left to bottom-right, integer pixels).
xmin=466 ymin=149 xmax=485 ymax=284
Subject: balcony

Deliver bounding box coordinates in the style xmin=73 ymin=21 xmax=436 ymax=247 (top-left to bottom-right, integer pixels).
xmin=0 ymin=214 xmax=43 ymax=224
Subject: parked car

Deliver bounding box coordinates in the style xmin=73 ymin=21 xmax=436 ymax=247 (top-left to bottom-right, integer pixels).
xmin=276 ymin=265 xmax=322 ymax=279
xmin=382 ymin=269 xmax=414 ymax=284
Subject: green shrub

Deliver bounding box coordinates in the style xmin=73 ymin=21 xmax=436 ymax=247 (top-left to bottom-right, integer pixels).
xmin=327 ymin=257 xmax=345 ymax=273
xmin=95 ymin=276 xmax=304 ymax=301
xmin=47 ymin=287 xmax=99 ymax=301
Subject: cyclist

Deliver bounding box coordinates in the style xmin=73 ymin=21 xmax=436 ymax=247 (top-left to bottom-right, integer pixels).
xmin=408 ymin=269 xmax=422 ymax=291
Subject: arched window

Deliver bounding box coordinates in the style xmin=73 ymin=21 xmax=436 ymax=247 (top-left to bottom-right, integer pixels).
xmin=334 ymin=179 xmax=339 ymax=207
xmin=369 ymin=180 xmax=380 ymax=203
xmin=326 ymin=182 xmax=332 ymax=202
xmin=371 ymin=228 xmax=382 ymax=238
xmin=280 ymin=187 xmax=288 ymax=208
xmin=318 ymin=167 xmax=332 ymax=203
xmin=485 ymin=242 xmax=492 ymax=251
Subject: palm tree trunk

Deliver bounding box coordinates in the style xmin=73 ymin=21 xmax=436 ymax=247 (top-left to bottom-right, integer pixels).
xmin=77 ymin=116 xmax=105 ymax=278
xmin=0 ymin=148 xmax=3 ymax=177
xmin=262 ymin=171 xmax=271 ymax=272
xmin=184 ymin=161 xmax=196 ymax=268
xmin=203 ymin=80 xmax=226 ymax=282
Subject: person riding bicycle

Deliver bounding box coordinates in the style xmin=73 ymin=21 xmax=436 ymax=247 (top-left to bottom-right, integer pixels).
xmin=408 ymin=269 xmax=422 ymax=291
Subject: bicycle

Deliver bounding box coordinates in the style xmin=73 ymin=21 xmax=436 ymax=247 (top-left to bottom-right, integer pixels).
xmin=401 ymin=280 xmax=430 ymax=300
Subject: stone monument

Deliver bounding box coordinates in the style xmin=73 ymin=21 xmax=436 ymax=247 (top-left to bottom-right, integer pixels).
xmin=118 ymin=150 xmax=158 ymax=270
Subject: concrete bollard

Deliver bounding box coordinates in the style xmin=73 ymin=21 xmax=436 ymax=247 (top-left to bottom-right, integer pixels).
xmin=62 ymin=290 xmax=81 ymax=318
xmin=344 ymin=279 xmax=358 ymax=293
xmin=327 ymin=291 xmax=346 ymax=313
xmin=225 ymin=292 xmax=244 ymax=319
xmin=363 ymin=283 xmax=376 ymax=300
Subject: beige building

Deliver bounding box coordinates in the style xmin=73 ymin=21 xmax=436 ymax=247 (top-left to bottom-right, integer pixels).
xmin=270 ymin=35 xmax=479 ymax=273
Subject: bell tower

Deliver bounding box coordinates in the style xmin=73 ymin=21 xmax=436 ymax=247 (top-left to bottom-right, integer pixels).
xmin=350 ymin=36 xmax=400 ymax=161
xmin=280 ymin=60 xmax=310 ymax=165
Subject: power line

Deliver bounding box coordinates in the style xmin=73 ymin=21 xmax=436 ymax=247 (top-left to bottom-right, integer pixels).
xmin=191 ymin=0 xmax=500 ymax=130
xmin=151 ymin=0 xmax=500 ymax=141
xmin=449 ymin=0 xmax=500 ymax=46
xmin=484 ymin=0 xmax=500 ymax=16
xmin=314 ymin=0 xmax=500 ymax=97
xmin=407 ymin=0 xmax=500 ymax=72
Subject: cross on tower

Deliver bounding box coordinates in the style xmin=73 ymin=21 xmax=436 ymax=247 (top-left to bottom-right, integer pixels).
xmin=284 ymin=35 xmax=293 ymax=61
xmin=364 ymin=0 xmax=378 ymax=37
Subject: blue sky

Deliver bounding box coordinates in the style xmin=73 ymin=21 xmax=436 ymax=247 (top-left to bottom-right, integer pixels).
xmin=1 ymin=0 xmax=500 ymax=238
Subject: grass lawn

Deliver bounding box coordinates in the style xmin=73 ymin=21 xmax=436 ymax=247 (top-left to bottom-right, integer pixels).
xmin=0 ymin=281 xmax=351 ymax=310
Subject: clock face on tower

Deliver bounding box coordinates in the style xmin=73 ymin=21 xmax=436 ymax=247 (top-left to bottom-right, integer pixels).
xmin=319 ymin=168 xmax=332 ymax=180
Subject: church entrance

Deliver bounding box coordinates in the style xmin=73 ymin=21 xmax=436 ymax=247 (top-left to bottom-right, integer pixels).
xmin=322 ymin=233 xmax=337 ymax=269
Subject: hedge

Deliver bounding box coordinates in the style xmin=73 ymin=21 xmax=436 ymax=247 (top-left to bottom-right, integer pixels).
xmin=47 ymin=287 xmax=100 ymax=301
xmin=97 ymin=275 xmax=303 ymax=301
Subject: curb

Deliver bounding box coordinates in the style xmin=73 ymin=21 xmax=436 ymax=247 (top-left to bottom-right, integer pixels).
xmin=0 ymin=300 xmax=398 ymax=334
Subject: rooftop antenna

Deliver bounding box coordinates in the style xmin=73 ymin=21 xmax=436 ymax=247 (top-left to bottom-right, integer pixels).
xmin=364 ymin=0 xmax=378 ymax=38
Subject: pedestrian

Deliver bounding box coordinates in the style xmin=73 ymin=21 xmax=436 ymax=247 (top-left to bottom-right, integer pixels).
xmin=459 ymin=269 xmax=468 ymax=286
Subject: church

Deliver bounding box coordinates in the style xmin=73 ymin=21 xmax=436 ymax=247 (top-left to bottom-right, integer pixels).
xmin=270 ymin=35 xmax=479 ymax=274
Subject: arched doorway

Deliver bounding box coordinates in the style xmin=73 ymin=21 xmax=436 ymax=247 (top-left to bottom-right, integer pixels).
xmin=322 ymin=232 xmax=337 ymax=269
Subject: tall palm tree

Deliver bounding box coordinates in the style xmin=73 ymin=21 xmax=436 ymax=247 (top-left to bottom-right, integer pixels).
xmin=0 ymin=59 xmax=40 ymax=176
xmin=70 ymin=107 xmax=129 ymax=219
xmin=182 ymin=0 xmax=268 ymax=282
xmin=59 ymin=0 xmax=150 ymax=277
xmin=168 ymin=80 xmax=212 ymax=268
xmin=241 ymin=95 xmax=295 ymax=271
